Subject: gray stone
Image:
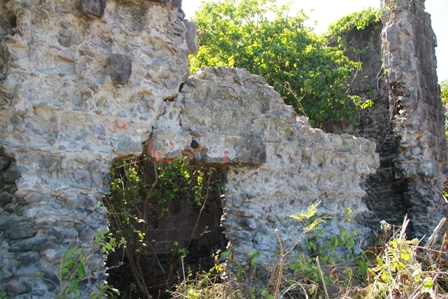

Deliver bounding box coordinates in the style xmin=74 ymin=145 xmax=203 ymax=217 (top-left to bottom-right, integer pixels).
xmin=8 ymin=237 xmax=56 ymax=252
xmin=235 ymin=135 xmax=266 ymax=165
xmin=6 ymin=221 xmax=36 ymax=240
xmin=30 ymin=289 xmax=46 ymax=296
xmin=17 ymin=252 xmax=40 ymax=265
xmin=44 ymin=227 xmax=66 ymax=239
xmin=42 ymin=270 xmax=60 ymax=287
xmin=89 ymin=124 xmax=105 ymax=136
xmin=65 ymin=196 xmax=83 ymax=209
xmin=79 ymin=228 xmax=95 ymax=241
xmin=0 ymin=256 xmax=6 ymax=268
xmin=0 ymin=15 xmax=13 ymax=36
xmin=58 ymin=29 xmax=77 ymax=47
xmin=23 ymin=193 xmax=43 ymax=203
xmin=0 ymin=156 xmax=10 ymax=171
xmin=0 ymin=215 xmax=20 ymax=231
xmin=140 ymin=46 xmax=154 ymax=57
xmin=79 ymin=0 xmax=106 ymax=17
xmin=41 ymin=154 xmax=53 ymax=168
xmin=107 ymin=54 xmax=132 ymax=84
xmin=184 ymin=22 xmax=199 ymax=54
xmin=74 ymin=169 xmax=90 ymax=181
xmin=3 ymin=166 xmax=21 ymax=183
xmin=15 ymin=265 xmax=41 ymax=277
xmin=0 ymin=45 xmax=9 ymax=81
xmin=74 ymin=222 xmax=87 ymax=231
xmin=0 ymin=1 xmax=195 ymax=297
xmin=89 ymin=161 xmax=102 ymax=172
xmin=0 ymin=0 xmax=444 ymax=295
xmin=115 ymin=135 xmax=142 ymax=156
xmin=91 ymin=173 xmax=103 ymax=187
xmin=95 ymin=206 xmax=108 ymax=215
xmin=0 ymin=191 xmax=12 ymax=206
xmin=58 ymin=51 xmax=75 ymax=62
xmin=84 ymin=196 xmax=97 ymax=207
xmin=6 ymin=279 xmax=28 ymax=295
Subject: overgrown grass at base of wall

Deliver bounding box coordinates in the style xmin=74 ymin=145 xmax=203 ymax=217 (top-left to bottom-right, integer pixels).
xmin=170 ymin=215 xmax=448 ymax=299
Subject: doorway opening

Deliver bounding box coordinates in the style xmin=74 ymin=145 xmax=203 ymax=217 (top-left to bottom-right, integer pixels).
xmin=104 ymin=155 xmax=227 ymax=298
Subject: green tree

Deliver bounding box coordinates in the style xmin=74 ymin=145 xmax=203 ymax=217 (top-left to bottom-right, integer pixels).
xmin=326 ymin=7 xmax=381 ymax=55
xmin=441 ymin=80 xmax=448 ymax=138
xmin=442 ymin=80 xmax=448 ymax=106
xmin=191 ymin=0 xmax=362 ymax=127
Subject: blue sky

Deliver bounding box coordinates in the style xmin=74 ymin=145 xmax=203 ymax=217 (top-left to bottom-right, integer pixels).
xmin=183 ymin=0 xmax=448 ymax=83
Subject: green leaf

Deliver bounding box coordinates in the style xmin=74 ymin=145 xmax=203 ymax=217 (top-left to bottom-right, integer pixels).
xmin=423 ymin=278 xmax=434 ymax=289
xmin=376 ymin=256 xmax=384 ymax=265
xmin=346 ymin=237 xmax=355 ymax=249
xmin=77 ymin=265 xmax=86 ymax=279
xmin=192 ymin=0 xmax=364 ymax=127
xmin=251 ymin=258 xmax=256 ymax=267
xmin=330 ymin=235 xmax=338 ymax=248
xmin=61 ymin=268 xmax=70 ymax=276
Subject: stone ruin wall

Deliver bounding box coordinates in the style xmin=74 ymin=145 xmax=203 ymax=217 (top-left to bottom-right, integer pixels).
xmin=381 ymin=0 xmax=447 ymax=236
xmin=336 ymin=0 xmax=447 ymax=236
xmin=150 ymin=66 xmax=378 ymax=264
xmin=0 ymin=0 xmax=196 ymax=296
xmin=333 ymin=15 xmax=414 ymax=230
xmin=352 ymin=23 xmax=410 ymax=229
xmin=0 ymin=0 xmax=445 ymax=298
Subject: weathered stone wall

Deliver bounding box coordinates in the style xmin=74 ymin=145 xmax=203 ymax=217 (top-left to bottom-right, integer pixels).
xmin=340 ymin=24 xmax=412 ymax=229
xmin=380 ymin=0 xmax=447 ymax=236
xmin=149 ymin=66 xmax=379 ymax=263
xmin=0 ymin=0 xmax=194 ymax=297
xmin=0 ymin=0 xmax=444 ymax=296
xmin=328 ymin=0 xmax=447 ymax=236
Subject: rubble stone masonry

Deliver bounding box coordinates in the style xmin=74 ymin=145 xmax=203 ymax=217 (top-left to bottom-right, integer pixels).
xmin=0 ymin=0 xmax=445 ymax=297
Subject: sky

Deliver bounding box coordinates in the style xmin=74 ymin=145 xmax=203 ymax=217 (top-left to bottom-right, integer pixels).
xmin=182 ymin=0 xmax=448 ymax=83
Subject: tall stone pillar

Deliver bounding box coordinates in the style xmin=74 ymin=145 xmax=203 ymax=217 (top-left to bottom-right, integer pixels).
xmin=381 ymin=0 xmax=447 ymax=236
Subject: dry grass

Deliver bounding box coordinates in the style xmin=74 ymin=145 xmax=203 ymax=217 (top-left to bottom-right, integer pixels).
xmin=170 ymin=216 xmax=448 ymax=299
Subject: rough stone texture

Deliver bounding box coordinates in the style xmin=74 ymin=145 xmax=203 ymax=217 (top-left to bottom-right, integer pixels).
xmin=107 ymin=54 xmax=132 ymax=84
xmin=380 ymin=0 xmax=447 ymax=236
xmin=0 ymin=0 xmax=192 ymax=297
xmin=79 ymin=0 xmax=107 ymax=18
xmin=0 ymin=0 xmax=444 ymax=296
xmin=335 ymin=23 xmax=412 ymax=229
xmin=149 ymin=67 xmax=379 ymax=263
xmin=326 ymin=0 xmax=447 ymax=237
xmin=185 ymin=21 xmax=199 ymax=54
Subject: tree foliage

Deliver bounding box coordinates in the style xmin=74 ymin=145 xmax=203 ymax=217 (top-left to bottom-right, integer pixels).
xmin=326 ymin=7 xmax=381 ymax=54
xmin=441 ymin=80 xmax=448 ymax=138
xmin=442 ymin=80 xmax=448 ymax=106
xmin=191 ymin=0 xmax=364 ymax=127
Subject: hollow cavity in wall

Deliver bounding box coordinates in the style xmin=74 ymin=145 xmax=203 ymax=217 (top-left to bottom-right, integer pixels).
xmin=104 ymin=154 xmax=227 ymax=298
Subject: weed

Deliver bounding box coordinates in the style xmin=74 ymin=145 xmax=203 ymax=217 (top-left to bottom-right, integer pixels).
xmin=56 ymin=231 xmax=120 ymax=299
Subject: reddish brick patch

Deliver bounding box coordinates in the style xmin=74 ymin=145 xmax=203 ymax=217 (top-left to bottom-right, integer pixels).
xmin=115 ymin=118 xmax=129 ymax=129
xmin=146 ymin=139 xmax=175 ymax=162
xmin=222 ymin=150 xmax=229 ymax=163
